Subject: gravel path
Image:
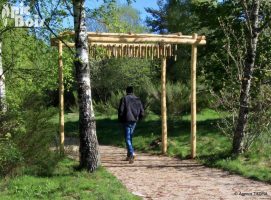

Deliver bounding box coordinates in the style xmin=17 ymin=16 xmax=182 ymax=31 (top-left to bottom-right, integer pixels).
xmin=65 ymin=140 xmax=271 ymax=200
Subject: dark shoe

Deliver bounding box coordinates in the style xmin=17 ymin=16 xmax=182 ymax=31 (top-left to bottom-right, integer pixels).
xmin=129 ymin=155 xmax=134 ymax=164
xmin=126 ymin=153 xmax=136 ymax=161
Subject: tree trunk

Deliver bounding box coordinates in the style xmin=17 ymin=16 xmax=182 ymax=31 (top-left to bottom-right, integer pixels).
xmin=73 ymin=0 xmax=100 ymax=171
xmin=0 ymin=38 xmax=7 ymax=112
xmin=233 ymin=1 xmax=260 ymax=154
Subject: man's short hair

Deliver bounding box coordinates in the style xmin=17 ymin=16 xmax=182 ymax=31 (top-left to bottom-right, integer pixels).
xmin=126 ymin=86 xmax=133 ymax=94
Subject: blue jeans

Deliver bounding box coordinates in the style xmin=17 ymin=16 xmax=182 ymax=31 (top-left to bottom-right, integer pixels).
xmin=124 ymin=122 xmax=136 ymax=157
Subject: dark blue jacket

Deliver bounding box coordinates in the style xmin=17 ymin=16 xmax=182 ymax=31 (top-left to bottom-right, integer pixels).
xmin=118 ymin=94 xmax=144 ymax=123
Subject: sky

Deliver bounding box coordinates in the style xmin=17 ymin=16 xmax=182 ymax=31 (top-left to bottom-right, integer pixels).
xmin=131 ymin=0 xmax=159 ymax=20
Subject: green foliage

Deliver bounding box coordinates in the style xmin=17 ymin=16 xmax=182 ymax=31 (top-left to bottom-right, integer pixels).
xmin=15 ymin=105 xmax=58 ymax=176
xmin=2 ymin=28 xmax=64 ymax=111
xmin=146 ymin=82 xmax=209 ymax=117
xmin=0 ymin=137 xmax=22 ymax=176
xmin=92 ymin=79 xmax=209 ymax=118
xmin=94 ymin=101 xmax=118 ymax=116
xmin=0 ymin=93 xmax=59 ymax=177
xmin=146 ymin=0 xmax=236 ymax=90
xmin=2 ymin=25 xmax=76 ymax=111
xmin=90 ymin=57 xmax=157 ymax=102
xmin=0 ymin=158 xmax=140 ymax=200
xmin=89 ymin=2 xmax=147 ymax=33
xmin=0 ymin=112 xmax=22 ymax=176
xmin=0 ymin=139 xmax=22 ymax=176
xmin=166 ymin=82 xmax=190 ymax=115
xmin=0 ymin=27 xmax=63 ymax=176
xmin=107 ymin=90 xmax=125 ymax=110
xmin=94 ymin=90 xmax=126 ymax=116
xmin=211 ymin=84 xmax=271 ymax=152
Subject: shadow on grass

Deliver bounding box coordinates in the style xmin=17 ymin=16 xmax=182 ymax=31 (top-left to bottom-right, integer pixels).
xmin=197 ymin=150 xmax=234 ymax=166
xmin=95 ymin=117 xmax=222 ymax=145
xmin=64 ymin=116 xmax=224 ymax=143
xmin=21 ymin=155 xmax=66 ymax=178
xmin=63 ymin=116 xmax=231 ymax=166
xmin=65 ymin=121 xmax=79 ymax=137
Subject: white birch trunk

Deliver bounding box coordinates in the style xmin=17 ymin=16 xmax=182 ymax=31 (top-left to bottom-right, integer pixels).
xmin=73 ymin=0 xmax=100 ymax=172
xmin=0 ymin=39 xmax=6 ymax=112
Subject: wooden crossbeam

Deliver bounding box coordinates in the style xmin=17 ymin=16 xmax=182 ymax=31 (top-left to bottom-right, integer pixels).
xmin=59 ymin=31 xmax=205 ymax=39
xmin=50 ymin=32 xmax=206 ymax=47
xmin=88 ymin=36 xmax=205 ymax=45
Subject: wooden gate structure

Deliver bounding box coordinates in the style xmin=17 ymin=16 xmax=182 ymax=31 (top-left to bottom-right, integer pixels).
xmin=51 ymin=32 xmax=206 ymax=158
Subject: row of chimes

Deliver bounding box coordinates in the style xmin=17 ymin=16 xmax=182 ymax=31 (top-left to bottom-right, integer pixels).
xmin=89 ymin=43 xmax=178 ymax=60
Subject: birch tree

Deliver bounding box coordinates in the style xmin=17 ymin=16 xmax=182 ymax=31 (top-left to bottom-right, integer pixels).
xmin=0 ymin=37 xmax=6 ymax=112
xmin=233 ymin=0 xmax=271 ymax=154
xmin=0 ymin=0 xmax=9 ymax=112
xmin=73 ymin=0 xmax=100 ymax=172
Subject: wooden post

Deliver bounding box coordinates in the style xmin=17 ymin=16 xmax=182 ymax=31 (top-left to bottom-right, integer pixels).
xmin=58 ymin=41 xmax=65 ymax=155
xmin=191 ymin=33 xmax=197 ymax=159
xmin=161 ymin=56 xmax=167 ymax=154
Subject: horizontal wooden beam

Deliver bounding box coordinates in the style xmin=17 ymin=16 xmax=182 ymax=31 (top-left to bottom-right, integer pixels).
xmin=51 ymin=38 xmax=75 ymax=48
xmin=50 ymin=32 xmax=206 ymax=47
xmin=87 ymin=32 xmax=205 ymax=40
xmin=59 ymin=31 xmax=205 ymax=39
xmin=88 ymin=36 xmax=206 ymax=45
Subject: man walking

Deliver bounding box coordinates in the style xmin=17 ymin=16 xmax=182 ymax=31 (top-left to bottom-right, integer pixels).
xmin=118 ymin=86 xmax=144 ymax=164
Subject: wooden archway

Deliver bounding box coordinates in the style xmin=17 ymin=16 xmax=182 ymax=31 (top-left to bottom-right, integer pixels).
xmin=51 ymin=32 xmax=206 ymax=158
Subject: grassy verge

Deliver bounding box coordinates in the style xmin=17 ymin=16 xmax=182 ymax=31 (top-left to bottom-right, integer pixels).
xmin=54 ymin=109 xmax=271 ymax=183
xmin=0 ymin=158 xmax=140 ymax=200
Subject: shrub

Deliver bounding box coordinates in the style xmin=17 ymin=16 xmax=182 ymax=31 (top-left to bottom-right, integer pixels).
xmin=108 ymin=90 xmax=125 ymax=110
xmin=148 ymin=82 xmax=191 ymax=117
xmin=14 ymin=106 xmax=59 ymax=176
xmin=94 ymin=101 xmax=118 ymax=115
xmin=0 ymin=112 xmax=22 ymax=176
xmin=167 ymin=82 xmax=191 ymax=116
xmin=212 ymin=84 xmax=271 ymax=151
xmin=94 ymin=81 xmax=210 ymax=118
xmin=94 ymin=85 xmax=153 ymax=116
xmin=0 ymin=94 xmax=60 ymax=177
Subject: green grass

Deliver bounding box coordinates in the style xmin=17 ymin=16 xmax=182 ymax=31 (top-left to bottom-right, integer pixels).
xmin=53 ymin=109 xmax=271 ymax=183
xmin=0 ymin=158 xmax=140 ymax=200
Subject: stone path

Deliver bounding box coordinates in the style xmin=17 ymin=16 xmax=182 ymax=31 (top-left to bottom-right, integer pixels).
xmin=65 ymin=141 xmax=271 ymax=200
